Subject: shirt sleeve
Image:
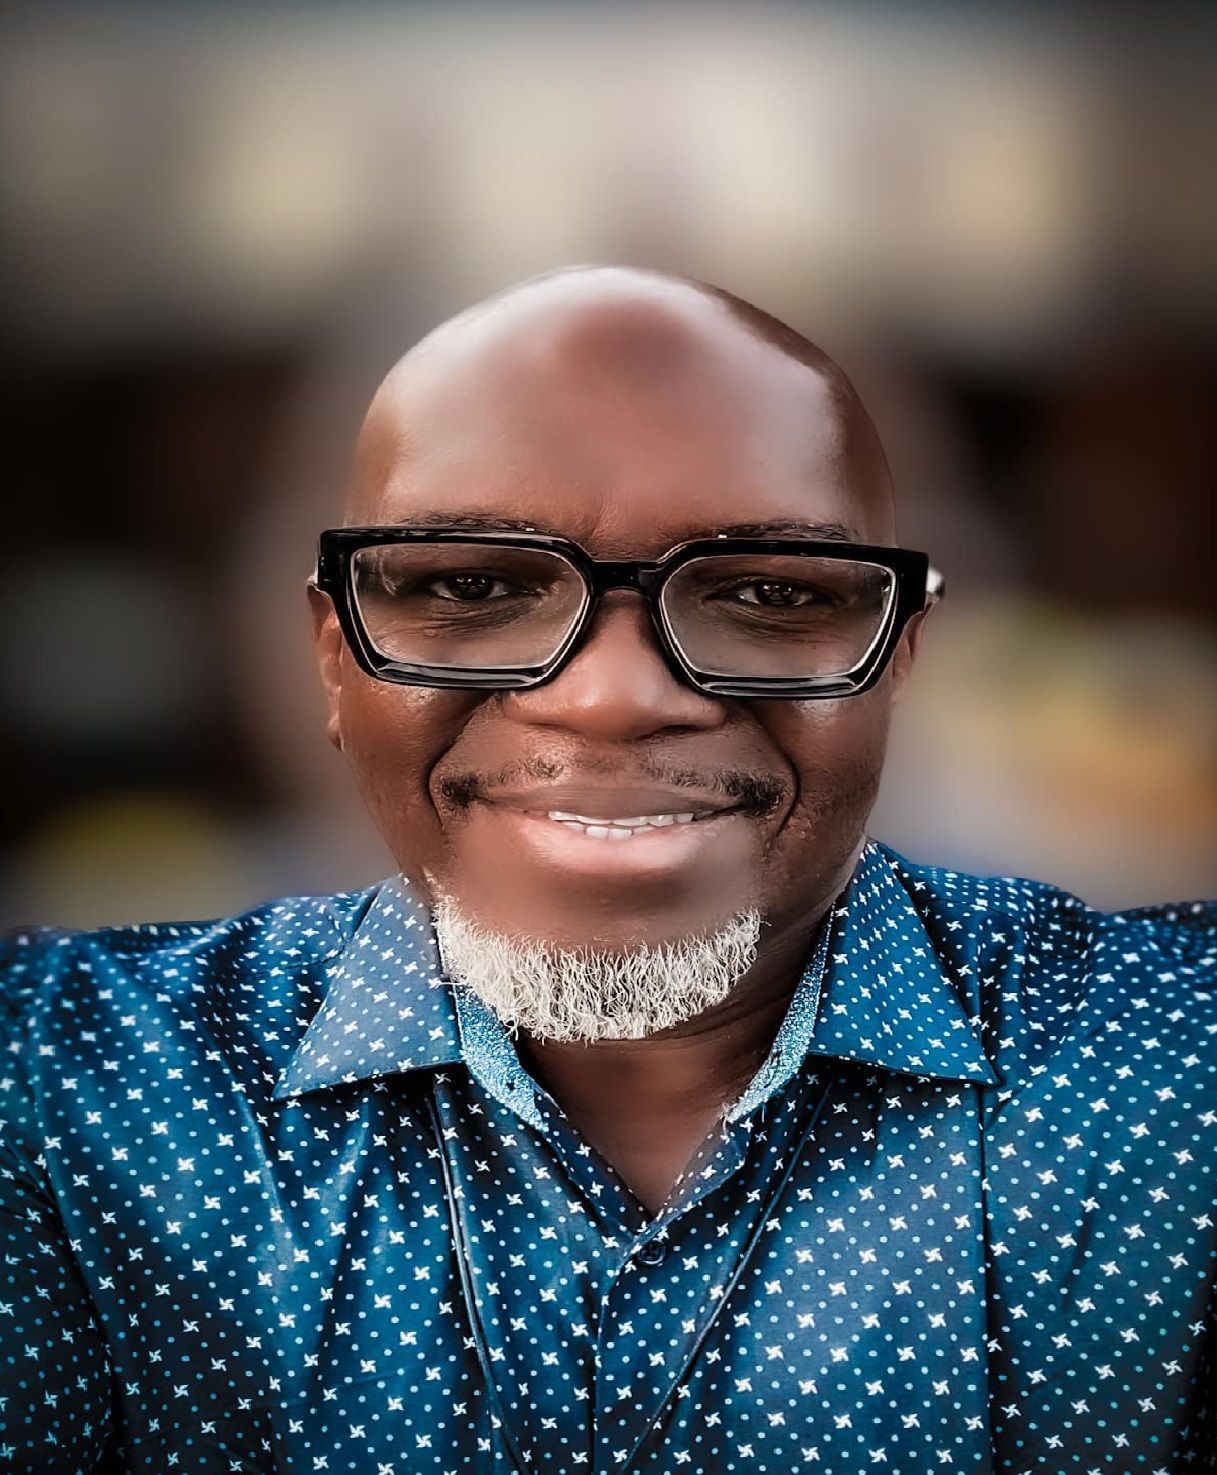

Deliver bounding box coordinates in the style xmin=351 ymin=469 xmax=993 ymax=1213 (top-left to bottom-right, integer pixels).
xmin=1 ymin=938 xmax=115 ymax=1472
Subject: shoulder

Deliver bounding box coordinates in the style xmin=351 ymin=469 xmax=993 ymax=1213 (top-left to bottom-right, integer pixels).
xmin=879 ymin=841 xmax=1103 ymax=938
xmin=0 ymin=888 xmax=383 ymax=1163
xmin=876 ymin=841 xmax=1217 ymax=1046
xmin=0 ymin=887 xmax=376 ymax=1047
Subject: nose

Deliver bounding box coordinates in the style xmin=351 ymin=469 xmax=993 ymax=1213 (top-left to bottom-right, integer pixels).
xmin=500 ymin=590 xmax=726 ymax=742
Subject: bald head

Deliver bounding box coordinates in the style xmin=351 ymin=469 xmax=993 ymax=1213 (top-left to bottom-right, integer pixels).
xmin=315 ymin=266 xmax=926 ymax=967
xmin=348 ymin=266 xmax=893 ymax=541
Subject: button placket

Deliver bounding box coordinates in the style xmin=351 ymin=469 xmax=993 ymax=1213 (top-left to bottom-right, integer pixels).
xmin=593 ymin=1077 xmax=833 ymax=1472
xmin=429 ymin=1073 xmax=607 ymax=1472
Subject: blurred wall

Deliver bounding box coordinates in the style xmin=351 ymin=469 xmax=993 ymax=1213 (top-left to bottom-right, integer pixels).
xmin=2 ymin=3 xmax=1214 ymax=927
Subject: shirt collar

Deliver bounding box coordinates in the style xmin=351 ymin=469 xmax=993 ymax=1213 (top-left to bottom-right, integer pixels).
xmin=274 ymin=840 xmax=998 ymax=1103
xmin=273 ymin=875 xmax=460 ymax=1100
xmin=798 ymin=840 xmax=999 ymax=1088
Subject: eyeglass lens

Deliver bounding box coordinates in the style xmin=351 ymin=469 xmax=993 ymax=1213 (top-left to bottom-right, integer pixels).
xmin=349 ymin=543 xmax=896 ymax=679
xmin=351 ymin=544 xmax=585 ymax=669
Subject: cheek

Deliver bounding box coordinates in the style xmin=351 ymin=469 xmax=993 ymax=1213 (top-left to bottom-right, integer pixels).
xmin=337 ymin=665 xmax=479 ymax=877
xmin=756 ymin=685 xmax=893 ymax=882
xmin=787 ymin=690 xmax=892 ymax=821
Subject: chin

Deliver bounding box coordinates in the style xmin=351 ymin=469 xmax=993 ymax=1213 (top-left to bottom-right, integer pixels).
xmin=441 ymin=880 xmax=761 ymax=954
xmin=426 ymin=809 xmax=771 ymax=951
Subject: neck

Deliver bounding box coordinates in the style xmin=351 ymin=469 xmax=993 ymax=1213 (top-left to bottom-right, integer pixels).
xmin=517 ymin=907 xmax=827 ymax=1123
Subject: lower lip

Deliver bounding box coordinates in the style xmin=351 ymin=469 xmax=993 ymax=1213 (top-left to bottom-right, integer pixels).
xmin=473 ymin=803 xmax=743 ymax=875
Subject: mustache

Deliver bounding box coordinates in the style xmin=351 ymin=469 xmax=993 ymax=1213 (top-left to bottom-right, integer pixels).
xmin=437 ymin=758 xmax=786 ymax=818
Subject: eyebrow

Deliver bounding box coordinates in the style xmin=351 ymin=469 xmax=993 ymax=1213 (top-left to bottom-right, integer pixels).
xmin=383 ymin=512 xmax=546 ymax=533
xmin=376 ymin=512 xmax=863 ymax=542
xmin=690 ymin=518 xmax=860 ymax=542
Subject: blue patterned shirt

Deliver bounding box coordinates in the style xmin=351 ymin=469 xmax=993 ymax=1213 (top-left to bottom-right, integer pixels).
xmin=2 ymin=840 xmax=1215 ymax=1473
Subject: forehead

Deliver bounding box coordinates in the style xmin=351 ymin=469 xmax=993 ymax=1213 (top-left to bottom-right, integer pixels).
xmin=350 ymin=286 xmax=888 ymax=554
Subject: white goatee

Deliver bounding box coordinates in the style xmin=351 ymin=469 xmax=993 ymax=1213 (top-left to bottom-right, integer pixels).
xmin=430 ymin=897 xmax=762 ymax=1043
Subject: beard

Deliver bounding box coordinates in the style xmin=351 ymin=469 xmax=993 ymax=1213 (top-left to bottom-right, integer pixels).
xmin=430 ymin=895 xmax=763 ymax=1043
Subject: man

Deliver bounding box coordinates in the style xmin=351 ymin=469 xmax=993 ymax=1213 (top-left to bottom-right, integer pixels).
xmin=2 ymin=267 xmax=1213 ymax=1473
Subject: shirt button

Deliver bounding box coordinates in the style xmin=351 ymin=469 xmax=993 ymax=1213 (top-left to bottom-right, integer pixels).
xmin=636 ymin=1240 xmax=667 ymax=1267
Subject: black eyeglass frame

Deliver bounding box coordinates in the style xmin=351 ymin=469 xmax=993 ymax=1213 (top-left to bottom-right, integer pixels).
xmin=313 ymin=527 xmax=943 ymax=699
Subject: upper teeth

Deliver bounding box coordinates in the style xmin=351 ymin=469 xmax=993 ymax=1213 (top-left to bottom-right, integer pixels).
xmin=546 ymin=810 xmax=707 ymax=840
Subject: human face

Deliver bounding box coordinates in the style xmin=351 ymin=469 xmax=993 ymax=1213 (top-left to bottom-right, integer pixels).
xmin=312 ymin=286 xmax=923 ymax=953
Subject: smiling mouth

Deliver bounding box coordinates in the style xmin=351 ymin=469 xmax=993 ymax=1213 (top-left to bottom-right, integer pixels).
xmin=539 ymin=808 xmax=728 ymax=840
xmin=457 ymin=785 xmax=763 ymax=882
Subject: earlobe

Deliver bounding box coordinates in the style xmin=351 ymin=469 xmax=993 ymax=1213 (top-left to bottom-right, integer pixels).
xmin=308 ymin=585 xmax=345 ymax=752
xmin=904 ymin=609 xmax=929 ymax=666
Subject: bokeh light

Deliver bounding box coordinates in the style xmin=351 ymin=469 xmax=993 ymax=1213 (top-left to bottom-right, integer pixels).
xmin=2 ymin=3 xmax=1214 ymax=926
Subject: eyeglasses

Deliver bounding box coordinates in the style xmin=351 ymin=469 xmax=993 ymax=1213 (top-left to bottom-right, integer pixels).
xmin=312 ymin=527 xmax=943 ymax=699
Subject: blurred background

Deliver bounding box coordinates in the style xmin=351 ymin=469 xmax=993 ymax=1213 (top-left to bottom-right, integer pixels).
xmin=1 ymin=3 xmax=1214 ymax=928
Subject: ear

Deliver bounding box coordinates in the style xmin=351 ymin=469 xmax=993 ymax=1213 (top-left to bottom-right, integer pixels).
xmin=887 ymin=608 xmax=930 ymax=704
xmin=308 ymin=584 xmax=345 ymax=751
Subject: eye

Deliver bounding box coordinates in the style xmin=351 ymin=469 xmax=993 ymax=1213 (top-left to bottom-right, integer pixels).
xmin=730 ymin=580 xmax=833 ymax=608
xmin=424 ymin=572 xmax=518 ymax=601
